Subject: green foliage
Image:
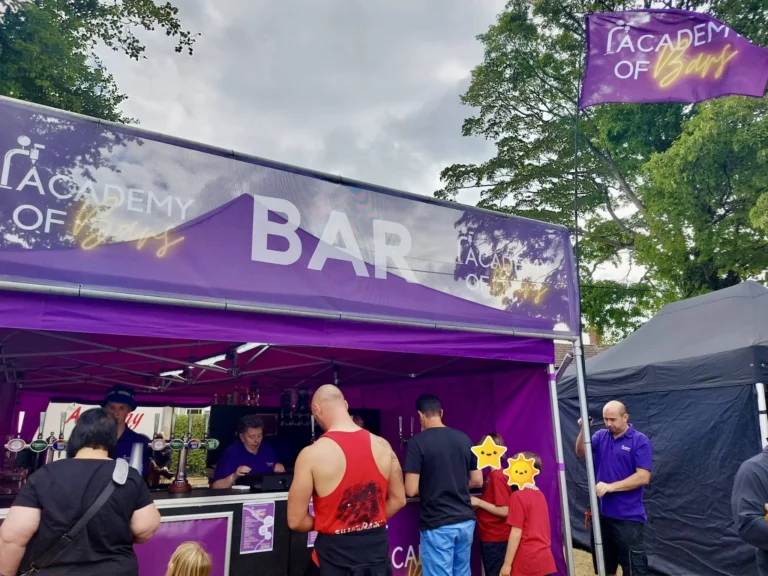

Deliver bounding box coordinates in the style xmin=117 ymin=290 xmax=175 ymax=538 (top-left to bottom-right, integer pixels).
xmin=0 ymin=0 xmax=196 ymax=122
xmin=440 ymin=0 xmax=768 ymax=339
xmin=171 ymin=414 xmax=208 ymax=477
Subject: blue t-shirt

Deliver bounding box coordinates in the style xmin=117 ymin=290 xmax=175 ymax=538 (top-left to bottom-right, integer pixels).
xmin=592 ymin=424 xmax=653 ymax=522
xmin=213 ymin=440 xmax=278 ymax=481
xmin=113 ymin=426 xmax=151 ymax=477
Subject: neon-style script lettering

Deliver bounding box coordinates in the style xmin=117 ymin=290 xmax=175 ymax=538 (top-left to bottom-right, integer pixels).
xmin=653 ymin=40 xmax=739 ymax=88
xmin=73 ymin=201 xmax=185 ymax=258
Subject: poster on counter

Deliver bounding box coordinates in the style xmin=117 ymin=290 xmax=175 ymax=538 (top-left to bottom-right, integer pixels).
xmin=307 ymin=499 xmax=317 ymax=547
xmin=240 ymin=502 xmax=275 ymax=554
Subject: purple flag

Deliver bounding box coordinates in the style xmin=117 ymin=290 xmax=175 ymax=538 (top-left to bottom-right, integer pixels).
xmin=580 ymin=9 xmax=768 ymax=108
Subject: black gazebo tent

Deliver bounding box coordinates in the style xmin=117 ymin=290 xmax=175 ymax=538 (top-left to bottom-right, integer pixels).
xmin=558 ymin=281 xmax=768 ymax=576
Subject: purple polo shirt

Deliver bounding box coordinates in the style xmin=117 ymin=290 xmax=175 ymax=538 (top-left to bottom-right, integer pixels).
xmin=212 ymin=440 xmax=277 ymax=481
xmin=592 ymin=424 xmax=652 ymax=523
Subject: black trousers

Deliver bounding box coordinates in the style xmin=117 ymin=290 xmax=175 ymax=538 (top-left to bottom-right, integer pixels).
xmin=480 ymin=541 xmax=507 ymax=576
xmin=590 ymin=516 xmax=648 ymax=576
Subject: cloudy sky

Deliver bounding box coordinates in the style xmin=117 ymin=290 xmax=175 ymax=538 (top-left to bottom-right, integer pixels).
xmin=99 ymin=0 xmax=504 ymax=203
xmin=98 ymin=0 xmax=636 ymax=293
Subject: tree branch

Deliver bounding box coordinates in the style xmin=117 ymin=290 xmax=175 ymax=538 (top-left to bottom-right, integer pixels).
xmin=600 ymin=184 xmax=636 ymax=236
xmin=582 ymin=136 xmax=648 ymax=217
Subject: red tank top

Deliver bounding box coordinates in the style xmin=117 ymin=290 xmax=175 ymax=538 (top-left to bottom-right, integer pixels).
xmin=312 ymin=429 xmax=389 ymax=535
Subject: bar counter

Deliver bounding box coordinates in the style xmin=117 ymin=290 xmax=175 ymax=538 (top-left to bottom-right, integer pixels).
xmin=0 ymin=488 xmax=435 ymax=576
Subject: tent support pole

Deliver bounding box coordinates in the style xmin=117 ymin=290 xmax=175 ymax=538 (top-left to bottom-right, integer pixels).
xmin=574 ymin=339 xmax=606 ymax=576
xmin=757 ymin=383 xmax=768 ymax=449
xmin=548 ymin=363 xmax=576 ymax=576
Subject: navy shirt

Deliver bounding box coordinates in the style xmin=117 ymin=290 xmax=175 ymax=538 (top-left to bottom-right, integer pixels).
xmin=592 ymin=424 xmax=652 ymax=523
xmin=732 ymin=448 xmax=768 ymax=575
xmin=213 ymin=440 xmax=278 ymax=481
xmin=113 ymin=426 xmax=151 ymax=478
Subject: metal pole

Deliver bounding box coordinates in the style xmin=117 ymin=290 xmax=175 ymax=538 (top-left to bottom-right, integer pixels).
xmin=548 ymin=364 xmax=576 ymax=576
xmin=756 ymin=383 xmax=768 ymax=449
xmin=574 ymin=340 xmax=606 ymax=576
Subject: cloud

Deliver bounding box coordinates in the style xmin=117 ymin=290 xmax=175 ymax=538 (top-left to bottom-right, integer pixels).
xmin=97 ymin=0 xmax=503 ymax=197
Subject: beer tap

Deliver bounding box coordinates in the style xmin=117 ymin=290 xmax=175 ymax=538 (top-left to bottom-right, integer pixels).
xmin=168 ymin=412 xmax=218 ymax=494
xmin=169 ymin=412 xmax=193 ymax=493
xmin=398 ymin=416 xmax=415 ymax=448
xmin=29 ymin=412 xmax=50 ymax=471
xmin=310 ymin=415 xmax=316 ymax=444
xmin=1 ymin=411 xmax=29 ymax=494
xmin=48 ymin=411 xmax=67 ymax=463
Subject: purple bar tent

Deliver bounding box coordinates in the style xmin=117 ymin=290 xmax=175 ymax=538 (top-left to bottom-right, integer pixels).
xmin=0 ymin=96 xmax=599 ymax=576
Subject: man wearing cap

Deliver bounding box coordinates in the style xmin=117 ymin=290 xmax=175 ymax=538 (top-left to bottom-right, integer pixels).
xmin=103 ymin=385 xmax=151 ymax=479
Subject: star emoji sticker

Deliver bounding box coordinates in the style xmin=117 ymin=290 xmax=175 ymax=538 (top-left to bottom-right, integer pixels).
xmin=471 ymin=436 xmax=507 ymax=470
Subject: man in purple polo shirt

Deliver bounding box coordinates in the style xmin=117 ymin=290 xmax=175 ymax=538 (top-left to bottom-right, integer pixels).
xmin=211 ymin=414 xmax=285 ymax=489
xmin=576 ymin=400 xmax=652 ymax=576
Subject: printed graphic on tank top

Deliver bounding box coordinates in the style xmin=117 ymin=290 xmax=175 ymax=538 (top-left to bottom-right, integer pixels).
xmin=311 ymin=430 xmax=390 ymax=570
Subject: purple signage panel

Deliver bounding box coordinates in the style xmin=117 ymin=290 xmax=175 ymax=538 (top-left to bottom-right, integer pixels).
xmin=134 ymin=515 xmax=230 ymax=576
xmin=240 ymin=501 xmax=275 ymax=554
xmin=0 ymin=97 xmax=578 ymax=336
xmin=387 ymin=501 xmax=482 ymax=576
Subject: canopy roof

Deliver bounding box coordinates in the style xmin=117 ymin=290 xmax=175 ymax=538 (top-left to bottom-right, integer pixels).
xmin=0 ymin=96 xmax=579 ymax=338
xmin=559 ymin=281 xmax=768 ymax=397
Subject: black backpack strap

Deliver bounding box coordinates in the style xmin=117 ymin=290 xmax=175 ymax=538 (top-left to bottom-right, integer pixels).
xmin=23 ymin=460 xmax=127 ymax=575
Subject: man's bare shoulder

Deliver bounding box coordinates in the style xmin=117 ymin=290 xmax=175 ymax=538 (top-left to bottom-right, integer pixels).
xmin=370 ymin=433 xmax=394 ymax=453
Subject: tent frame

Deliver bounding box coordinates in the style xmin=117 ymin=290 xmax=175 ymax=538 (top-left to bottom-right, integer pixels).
xmin=0 ymin=92 xmax=603 ymax=573
xmin=0 ymin=283 xmax=605 ymax=576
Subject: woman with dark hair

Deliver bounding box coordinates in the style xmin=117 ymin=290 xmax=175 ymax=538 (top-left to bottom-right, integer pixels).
xmin=0 ymin=408 xmax=161 ymax=576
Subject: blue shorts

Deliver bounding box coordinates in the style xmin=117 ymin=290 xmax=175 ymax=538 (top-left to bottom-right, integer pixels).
xmin=420 ymin=519 xmax=476 ymax=576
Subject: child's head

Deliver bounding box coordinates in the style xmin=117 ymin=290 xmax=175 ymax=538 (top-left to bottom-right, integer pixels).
xmin=165 ymin=542 xmax=212 ymax=576
xmin=518 ymin=451 xmax=543 ymax=473
xmin=479 ymin=432 xmax=505 ymax=447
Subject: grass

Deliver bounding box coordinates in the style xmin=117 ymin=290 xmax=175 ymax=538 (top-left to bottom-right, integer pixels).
xmin=573 ymin=549 xmax=622 ymax=576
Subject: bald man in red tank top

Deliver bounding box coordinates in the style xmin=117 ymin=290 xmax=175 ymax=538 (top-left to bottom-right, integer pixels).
xmin=287 ymin=385 xmax=407 ymax=576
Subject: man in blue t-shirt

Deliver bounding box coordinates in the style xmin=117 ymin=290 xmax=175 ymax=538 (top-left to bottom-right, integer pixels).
xmin=102 ymin=385 xmax=151 ymax=480
xmin=211 ymin=415 xmax=285 ymax=489
xmin=576 ymin=400 xmax=652 ymax=576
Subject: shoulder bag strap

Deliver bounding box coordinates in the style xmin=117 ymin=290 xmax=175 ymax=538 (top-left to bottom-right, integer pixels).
xmin=22 ymin=461 xmax=125 ymax=575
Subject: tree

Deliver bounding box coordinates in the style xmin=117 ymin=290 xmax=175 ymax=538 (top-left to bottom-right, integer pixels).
xmin=0 ymin=0 xmax=195 ymax=248
xmin=0 ymin=0 xmax=195 ymax=121
xmin=438 ymin=0 xmax=768 ymax=342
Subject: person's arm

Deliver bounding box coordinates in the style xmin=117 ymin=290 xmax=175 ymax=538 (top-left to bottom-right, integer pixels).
xmin=597 ymin=435 xmax=652 ymax=496
xmin=732 ymin=460 xmax=768 ymax=549
xmin=385 ymin=444 xmax=407 ymax=518
xmin=576 ymin=418 xmax=592 ymax=458
xmin=501 ymin=493 xmax=525 ymax=576
xmin=467 ymin=439 xmax=483 ymax=489
xmin=287 ymin=447 xmax=315 ymax=532
xmin=212 ymin=465 xmax=251 ymax=489
xmin=471 ymin=472 xmax=510 ymax=517
xmin=210 ymin=448 xmax=243 ymax=489
xmin=500 ymin=528 xmax=523 ymax=576
xmin=130 ymin=503 xmax=161 ymax=543
xmin=471 ymin=497 xmax=509 ymax=518
xmin=0 ymin=506 xmax=41 ymax=575
xmin=403 ymin=439 xmax=421 ymax=498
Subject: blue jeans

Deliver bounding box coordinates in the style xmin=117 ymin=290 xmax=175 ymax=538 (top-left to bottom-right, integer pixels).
xmin=420 ymin=519 xmax=476 ymax=576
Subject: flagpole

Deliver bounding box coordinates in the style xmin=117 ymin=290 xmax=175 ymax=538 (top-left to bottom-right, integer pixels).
xmin=573 ymin=32 xmax=607 ymax=576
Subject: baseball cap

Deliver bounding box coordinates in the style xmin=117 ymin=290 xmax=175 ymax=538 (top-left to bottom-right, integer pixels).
xmin=102 ymin=385 xmax=137 ymax=411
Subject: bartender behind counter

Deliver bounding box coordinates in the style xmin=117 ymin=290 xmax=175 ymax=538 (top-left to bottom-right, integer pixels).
xmin=211 ymin=415 xmax=286 ymax=489
xmin=102 ymin=385 xmax=151 ymax=479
